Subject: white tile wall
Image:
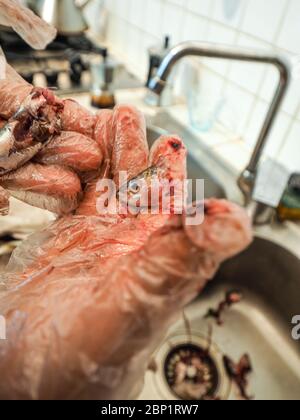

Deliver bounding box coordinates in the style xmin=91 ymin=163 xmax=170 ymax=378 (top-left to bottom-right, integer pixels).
xmin=227 ymin=34 xmax=268 ymax=94
xmin=187 ymin=0 xmax=214 ymax=18
xmin=212 ymin=0 xmax=246 ymax=29
xmin=241 ymin=0 xmax=287 ymax=43
xmin=278 ymin=120 xmax=300 ymax=171
xmin=278 ymin=0 xmax=300 ymax=54
xmin=104 ymin=0 xmax=300 ymax=173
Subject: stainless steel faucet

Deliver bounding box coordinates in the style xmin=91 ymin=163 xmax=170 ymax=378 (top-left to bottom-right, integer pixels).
xmin=148 ymin=42 xmax=292 ymax=216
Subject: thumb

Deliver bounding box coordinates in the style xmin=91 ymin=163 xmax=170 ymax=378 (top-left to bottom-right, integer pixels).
xmin=183 ymin=199 xmax=253 ymax=262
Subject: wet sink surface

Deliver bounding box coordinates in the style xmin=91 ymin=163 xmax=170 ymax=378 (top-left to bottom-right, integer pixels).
xmin=140 ymin=118 xmax=300 ymax=400
xmin=140 ymin=237 xmax=300 ymax=401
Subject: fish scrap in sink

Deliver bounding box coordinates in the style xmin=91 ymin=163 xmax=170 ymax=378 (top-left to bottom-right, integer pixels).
xmin=223 ymin=353 xmax=253 ymax=400
xmin=146 ymin=293 xmax=255 ymax=401
xmin=204 ymin=290 xmax=243 ymax=326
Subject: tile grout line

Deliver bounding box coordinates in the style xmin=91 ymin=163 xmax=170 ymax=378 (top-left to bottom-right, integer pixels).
xmin=111 ymin=20 xmax=297 ymax=122
xmin=268 ymin=0 xmax=295 ymax=160
xmin=277 ymin=100 xmax=300 ymax=158
xmin=164 ymin=0 xmax=299 ymax=56
xmin=109 ymin=7 xmax=298 ymax=56
xmin=220 ymin=0 xmax=248 ymax=99
xmin=109 ymin=1 xmax=299 ymax=169
xmin=243 ymin=0 xmax=292 ymax=156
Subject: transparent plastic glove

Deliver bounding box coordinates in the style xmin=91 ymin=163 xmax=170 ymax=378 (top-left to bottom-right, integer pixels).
xmin=0 ymin=0 xmax=57 ymax=50
xmin=0 ymin=64 xmax=103 ymax=215
xmin=0 ymin=105 xmax=253 ymax=400
xmin=0 ymin=48 xmax=6 ymax=80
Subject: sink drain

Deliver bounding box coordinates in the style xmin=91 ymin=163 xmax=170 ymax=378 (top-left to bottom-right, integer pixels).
xmin=164 ymin=343 xmax=219 ymax=400
xmin=148 ymin=332 xmax=231 ymax=400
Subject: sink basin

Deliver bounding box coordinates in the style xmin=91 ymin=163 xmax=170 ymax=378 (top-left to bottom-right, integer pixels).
xmin=139 ymin=117 xmax=300 ymax=401
xmin=140 ymin=237 xmax=300 ymax=401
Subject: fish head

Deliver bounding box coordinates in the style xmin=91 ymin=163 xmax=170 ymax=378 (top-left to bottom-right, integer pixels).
xmin=117 ymin=137 xmax=187 ymax=216
xmin=15 ymin=88 xmax=63 ymax=121
xmin=0 ymin=122 xmax=15 ymax=158
xmin=117 ymin=166 xmax=162 ymax=214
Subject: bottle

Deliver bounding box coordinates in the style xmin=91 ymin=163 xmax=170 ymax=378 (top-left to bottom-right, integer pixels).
xmin=90 ymin=48 xmax=116 ymax=109
xmin=277 ymin=173 xmax=300 ymax=221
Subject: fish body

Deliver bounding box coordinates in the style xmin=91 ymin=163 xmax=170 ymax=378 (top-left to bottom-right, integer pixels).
xmin=0 ymin=88 xmax=63 ymax=169
xmin=117 ymin=137 xmax=187 ymax=215
xmin=0 ymin=88 xmax=65 ymax=213
xmin=0 ymin=186 xmax=9 ymax=216
xmin=0 ymin=123 xmax=15 ymax=157
xmin=0 ymin=142 xmax=43 ymax=176
xmin=117 ymin=166 xmax=164 ymax=213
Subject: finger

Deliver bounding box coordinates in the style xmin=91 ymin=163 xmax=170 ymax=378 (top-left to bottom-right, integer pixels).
xmin=0 ymin=0 xmax=56 ymax=50
xmin=183 ymin=199 xmax=253 ymax=261
xmin=0 ymin=65 xmax=32 ymax=119
xmin=76 ymin=110 xmax=114 ymax=217
xmin=112 ymin=105 xmax=149 ymax=186
xmin=77 ymin=106 xmax=149 ymax=217
xmin=93 ymin=109 xmax=114 ymax=161
xmin=0 ymin=185 xmax=9 ymax=215
xmin=61 ymin=99 xmax=96 ymax=139
xmin=0 ymin=163 xmax=82 ymax=215
xmin=35 ymin=131 xmax=103 ymax=173
xmin=134 ymin=135 xmax=187 ymax=217
xmin=75 ymin=162 xmax=111 ymax=217
xmin=149 ymin=135 xmax=187 ymax=182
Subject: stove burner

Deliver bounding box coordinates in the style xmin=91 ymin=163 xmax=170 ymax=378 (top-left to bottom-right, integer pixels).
xmin=0 ymin=27 xmax=105 ymax=94
xmin=0 ymin=28 xmax=105 ymax=55
xmin=22 ymin=72 xmax=34 ymax=84
xmin=45 ymin=70 xmax=59 ymax=88
xmin=164 ymin=343 xmax=219 ymax=400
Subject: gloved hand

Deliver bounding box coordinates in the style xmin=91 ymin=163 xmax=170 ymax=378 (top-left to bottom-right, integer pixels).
xmin=0 ymin=0 xmax=253 ymax=401
xmin=0 ymin=0 xmax=56 ymax=49
xmin=0 ymin=101 xmax=253 ymax=400
xmin=0 ymin=0 xmax=74 ymax=215
xmin=0 ymin=62 xmax=104 ymax=216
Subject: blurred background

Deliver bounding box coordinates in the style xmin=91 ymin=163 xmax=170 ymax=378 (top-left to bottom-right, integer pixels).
xmin=1 ymin=0 xmax=300 ymax=400
xmin=103 ymin=0 xmax=300 ymax=173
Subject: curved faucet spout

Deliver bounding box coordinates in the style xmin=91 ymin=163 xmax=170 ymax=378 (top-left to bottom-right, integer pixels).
xmin=149 ymin=41 xmax=292 ymax=207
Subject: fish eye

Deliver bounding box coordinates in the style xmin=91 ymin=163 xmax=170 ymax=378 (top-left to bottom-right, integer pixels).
xmin=129 ymin=181 xmax=140 ymax=194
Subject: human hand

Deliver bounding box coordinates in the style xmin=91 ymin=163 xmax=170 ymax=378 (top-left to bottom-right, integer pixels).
xmin=0 ymin=62 xmax=103 ymax=215
xmin=0 ymin=101 xmax=252 ymax=400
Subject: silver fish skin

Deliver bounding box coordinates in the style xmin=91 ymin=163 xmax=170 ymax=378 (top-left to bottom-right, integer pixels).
xmin=13 ymin=89 xmax=47 ymax=121
xmin=0 ymin=143 xmax=43 ymax=176
xmin=0 ymin=186 xmax=9 ymax=216
xmin=117 ymin=166 xmax=166 ymax=214
xmin=0 ymin=123 xmax=15 ymax=158
xmin=117 ymin=166 xmax=158 ymax=199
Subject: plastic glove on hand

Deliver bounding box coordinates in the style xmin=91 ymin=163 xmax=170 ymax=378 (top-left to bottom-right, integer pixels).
xmin=0 ymin=104 xmax=253 ymax=400
xmin=0 ymin=0 xmax=56 ymax=50
xmin=0 ymin=65 xmax=103 ymax=215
